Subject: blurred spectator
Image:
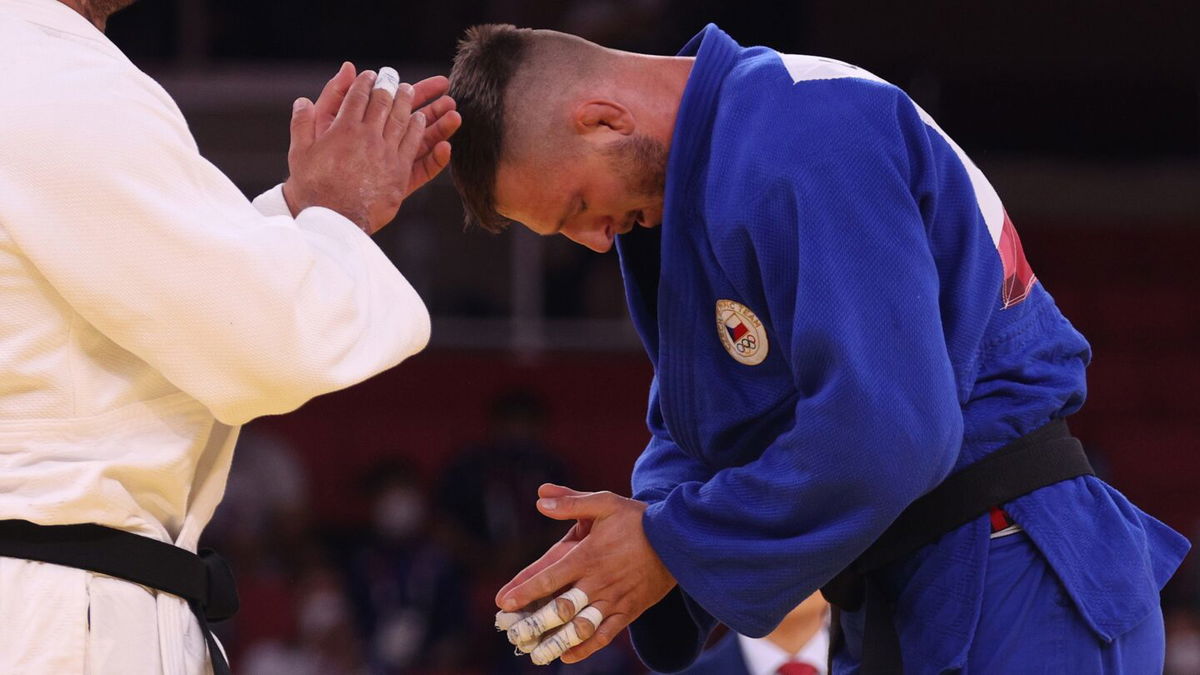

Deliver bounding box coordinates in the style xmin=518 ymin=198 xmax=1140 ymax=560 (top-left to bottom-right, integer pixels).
xmin=436 ymin=389 xmax=571 ymax=573
xmin=1166 ymin=604 xmax=1200 ymax=675
xmin=208 ymin=425 xmax=312 ymax=554
xmin=345 ymin=459 xmax=469 ymax=674
xmin=242 ymin=564 xmax=368 ymax=675
xmin=204 ymin=426 xmax=323 ymax=665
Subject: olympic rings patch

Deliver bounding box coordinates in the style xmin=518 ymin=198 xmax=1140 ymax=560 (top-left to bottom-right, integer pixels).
xmin=715 ymin=299 xmax=769 ymax=366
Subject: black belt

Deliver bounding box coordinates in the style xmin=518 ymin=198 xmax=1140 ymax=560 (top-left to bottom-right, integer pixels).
xmin=0 ymin=520 xmax=238 ymax=675
xmin=821 ymin=419 xmax=1093 ymax=674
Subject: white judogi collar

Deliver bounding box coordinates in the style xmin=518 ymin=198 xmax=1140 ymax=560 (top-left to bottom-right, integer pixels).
xmin=737 ymin=626 xmax=829 ymax=675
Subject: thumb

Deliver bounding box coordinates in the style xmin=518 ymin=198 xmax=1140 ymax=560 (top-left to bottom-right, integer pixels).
xmin=537 ymin=491 xmax=618 ymax=521
xmin=289 ymin=97 xmax=315 ymax=155
xmin=538 ymin=483 xmax=587 ymax=499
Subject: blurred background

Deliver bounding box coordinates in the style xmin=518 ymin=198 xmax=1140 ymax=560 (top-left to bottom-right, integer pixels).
xmin=102 ymin=1 xmax=1198 ymax=673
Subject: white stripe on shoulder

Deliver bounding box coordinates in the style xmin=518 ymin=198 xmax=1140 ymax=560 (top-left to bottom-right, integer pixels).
xmin=775 ymin=52 xmax=1005 ymax=246
xmin=777 ymin=53 xmax=887 ymax=86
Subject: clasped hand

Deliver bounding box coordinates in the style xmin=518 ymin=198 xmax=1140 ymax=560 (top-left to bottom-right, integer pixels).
xmin=495 ymin=484 xmax=677 ymax=665
xmin=283 ymin=62 xmax=461 ymax=234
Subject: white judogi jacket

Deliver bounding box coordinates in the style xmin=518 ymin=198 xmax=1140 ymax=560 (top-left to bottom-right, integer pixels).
xmin=0 ymin=1 xmax=430 ymax=672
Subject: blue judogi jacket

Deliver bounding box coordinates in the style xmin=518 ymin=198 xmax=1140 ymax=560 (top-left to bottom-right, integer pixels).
xmin=617 ymin=25 xmax=1190 ymax=674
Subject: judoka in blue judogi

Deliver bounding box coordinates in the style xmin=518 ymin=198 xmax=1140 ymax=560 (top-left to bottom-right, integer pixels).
xmin=447 ymin=22 xmax=1191 ymax=673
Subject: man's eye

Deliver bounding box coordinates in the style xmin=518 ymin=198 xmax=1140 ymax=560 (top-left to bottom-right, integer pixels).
xmin=580 ymin=200 xmax=588 ymax=212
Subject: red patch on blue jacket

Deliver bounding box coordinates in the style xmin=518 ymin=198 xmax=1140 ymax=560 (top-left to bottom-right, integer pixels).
xmin=999 ymin=211 xmax=1036 ymax=309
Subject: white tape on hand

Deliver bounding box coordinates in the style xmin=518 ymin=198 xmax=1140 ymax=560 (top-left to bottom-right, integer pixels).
xmin=530 ymin=606 xmax=603 ymax=666
xmin=373 ymin=66 xmax=400 ymax=96
xmin=507 ymin=587 xmax=588 ymax=646
xmin=495 ymin=609 xmax=528 ymax=632
xmin=516 ymin=637 xmax=539 ymax=655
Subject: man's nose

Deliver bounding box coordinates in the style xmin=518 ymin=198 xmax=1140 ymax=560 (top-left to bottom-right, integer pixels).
xmin=565 ymin=224 xmax=613 ymax=253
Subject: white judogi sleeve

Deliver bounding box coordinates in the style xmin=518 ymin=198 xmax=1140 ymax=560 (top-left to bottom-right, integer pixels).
xmin=0 ymin=59 xmax=429 ymax=427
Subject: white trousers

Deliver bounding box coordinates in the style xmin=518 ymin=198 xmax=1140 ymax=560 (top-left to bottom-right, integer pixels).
xmin=0 ymin=557 xmax=214 ymax=674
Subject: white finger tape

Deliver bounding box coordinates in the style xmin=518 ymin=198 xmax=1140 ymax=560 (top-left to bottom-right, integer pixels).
xmin=577 ymin=605 xmax=603 ymax=628
xmin=516 ymin=637 xmax=539 ymax=655
xmin=529 ymin=606 xmax=602 ymax=666
xmin=495 ymin=610 xmax=528 ymax=632
xmin=507 ymin=587 xmax=589 ymax=645
xmin=374 ymin=66 xmax=400 ymax=96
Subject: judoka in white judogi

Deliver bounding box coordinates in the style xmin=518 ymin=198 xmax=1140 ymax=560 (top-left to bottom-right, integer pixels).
xmin=0 ymin=1 xmax=441 ymax=672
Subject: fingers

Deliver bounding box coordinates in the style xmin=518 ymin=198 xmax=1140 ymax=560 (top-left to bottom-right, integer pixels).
xmin=411 ymin=74 xmax=449 ymax=110
xmin=501 ymin=551 xmax=583 ymax=611
xmin=364 ymin=67 xmax=399 ymax=128
xmin=289 ymin=97 xmax=315 ymax=154
xmin=561 ymin=612 xmax=622 ymax=664
xmin=333 ymin=69 xmax=375 ymax=127
xmin=374 ymin=66 xmax=400 ymax=97
xmin=417 ymin=106 xmax=460 ymax=156
xmin=531 ymin=606 xmax=603 ymax=665
xmin=538 ymin=483 xmax=586 ymax=499
xmin=495 ymin=608 xmax=530 ymax=632
xmin=313 ymin=61 xmax=356 ymax=137
xmin=417 ymin=93 xmax=456 ymax=121
xmin=501 ymin=591 xmax=605 ymax=667
xmin=384 ymin=83 xmax=417 ymax=145
xmin=507 ymin=588 xmax=588 ymax=645
xmin=407 ymin=141 xmax=452 ymax=195
xmin=537 ymin=490 xmax=619 ymax=521
xmin=496 ymin=524 xmax=584 ymax=604
xmin=496 ymin=538 xmax=568 ymax=604
xmin=397 ymin=111 xmax=426 ymax=160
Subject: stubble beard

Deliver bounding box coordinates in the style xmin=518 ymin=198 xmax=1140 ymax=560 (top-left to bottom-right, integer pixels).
xmin=605 ymin=134 xmax=668 ymax=202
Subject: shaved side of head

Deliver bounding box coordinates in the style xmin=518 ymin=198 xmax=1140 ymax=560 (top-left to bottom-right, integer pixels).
xmin=449 ymin=24 xmax=612 ymax=231
xmin=503 ymin=30 xmax=604 ymax=164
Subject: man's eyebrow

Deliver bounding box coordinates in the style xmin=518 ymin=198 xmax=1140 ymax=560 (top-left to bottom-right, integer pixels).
xmin=553 ymin=195 xmax=582 ymax=235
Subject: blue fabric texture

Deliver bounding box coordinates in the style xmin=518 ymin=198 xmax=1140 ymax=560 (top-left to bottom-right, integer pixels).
xmin=837 ymin=533 xmax=1167 ymax=674
xmin=619 ymin=24 xmax=1190 ymax=674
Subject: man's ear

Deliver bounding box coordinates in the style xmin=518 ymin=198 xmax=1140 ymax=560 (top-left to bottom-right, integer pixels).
xmin=571 ymin=100 xmax=635 ymax=137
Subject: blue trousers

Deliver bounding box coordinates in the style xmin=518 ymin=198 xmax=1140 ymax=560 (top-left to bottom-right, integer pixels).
xmin=836 ymin=532 xmax=1166 ymax=673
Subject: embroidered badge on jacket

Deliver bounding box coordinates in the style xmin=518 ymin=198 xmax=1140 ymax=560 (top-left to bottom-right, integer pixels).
xmin=715 ymin=299 xmax=769 ymax=365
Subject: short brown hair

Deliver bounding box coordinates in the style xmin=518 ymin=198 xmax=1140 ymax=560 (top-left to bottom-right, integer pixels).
xmin=448 ymin=24 xmax=530 ymax=233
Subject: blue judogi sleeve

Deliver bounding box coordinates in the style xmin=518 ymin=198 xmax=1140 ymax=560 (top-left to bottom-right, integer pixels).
xmin=631 ymin=75 xmax=970 ymax=669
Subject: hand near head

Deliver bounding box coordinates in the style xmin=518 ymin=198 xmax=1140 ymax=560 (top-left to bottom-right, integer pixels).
xmin=282 ymin=63 xmax=462 ymax=234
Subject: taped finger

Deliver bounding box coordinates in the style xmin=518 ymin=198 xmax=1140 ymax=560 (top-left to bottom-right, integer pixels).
xmin=495 ymin=609 xmax=529 ymax=632
xmin=530 ymin=606 xmax=603 ymax=666
xmin=507 ymin=587 xmax=588 ymax=645
xmin=515 ymin=637 xmax=538 ymax=655
xmin=373 ymin=66 xmax=400 ymax=96
xmin=496 ymin=594 xmax=554 ymax=633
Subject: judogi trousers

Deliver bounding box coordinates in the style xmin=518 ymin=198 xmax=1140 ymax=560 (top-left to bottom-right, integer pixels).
xmin=837 ymin=532 xmax=1165 ymax=673
xmin=965 ymin=532 xmax=1164 ymax=673
xmin=0 ymin=556 xmax=214 ymax=674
